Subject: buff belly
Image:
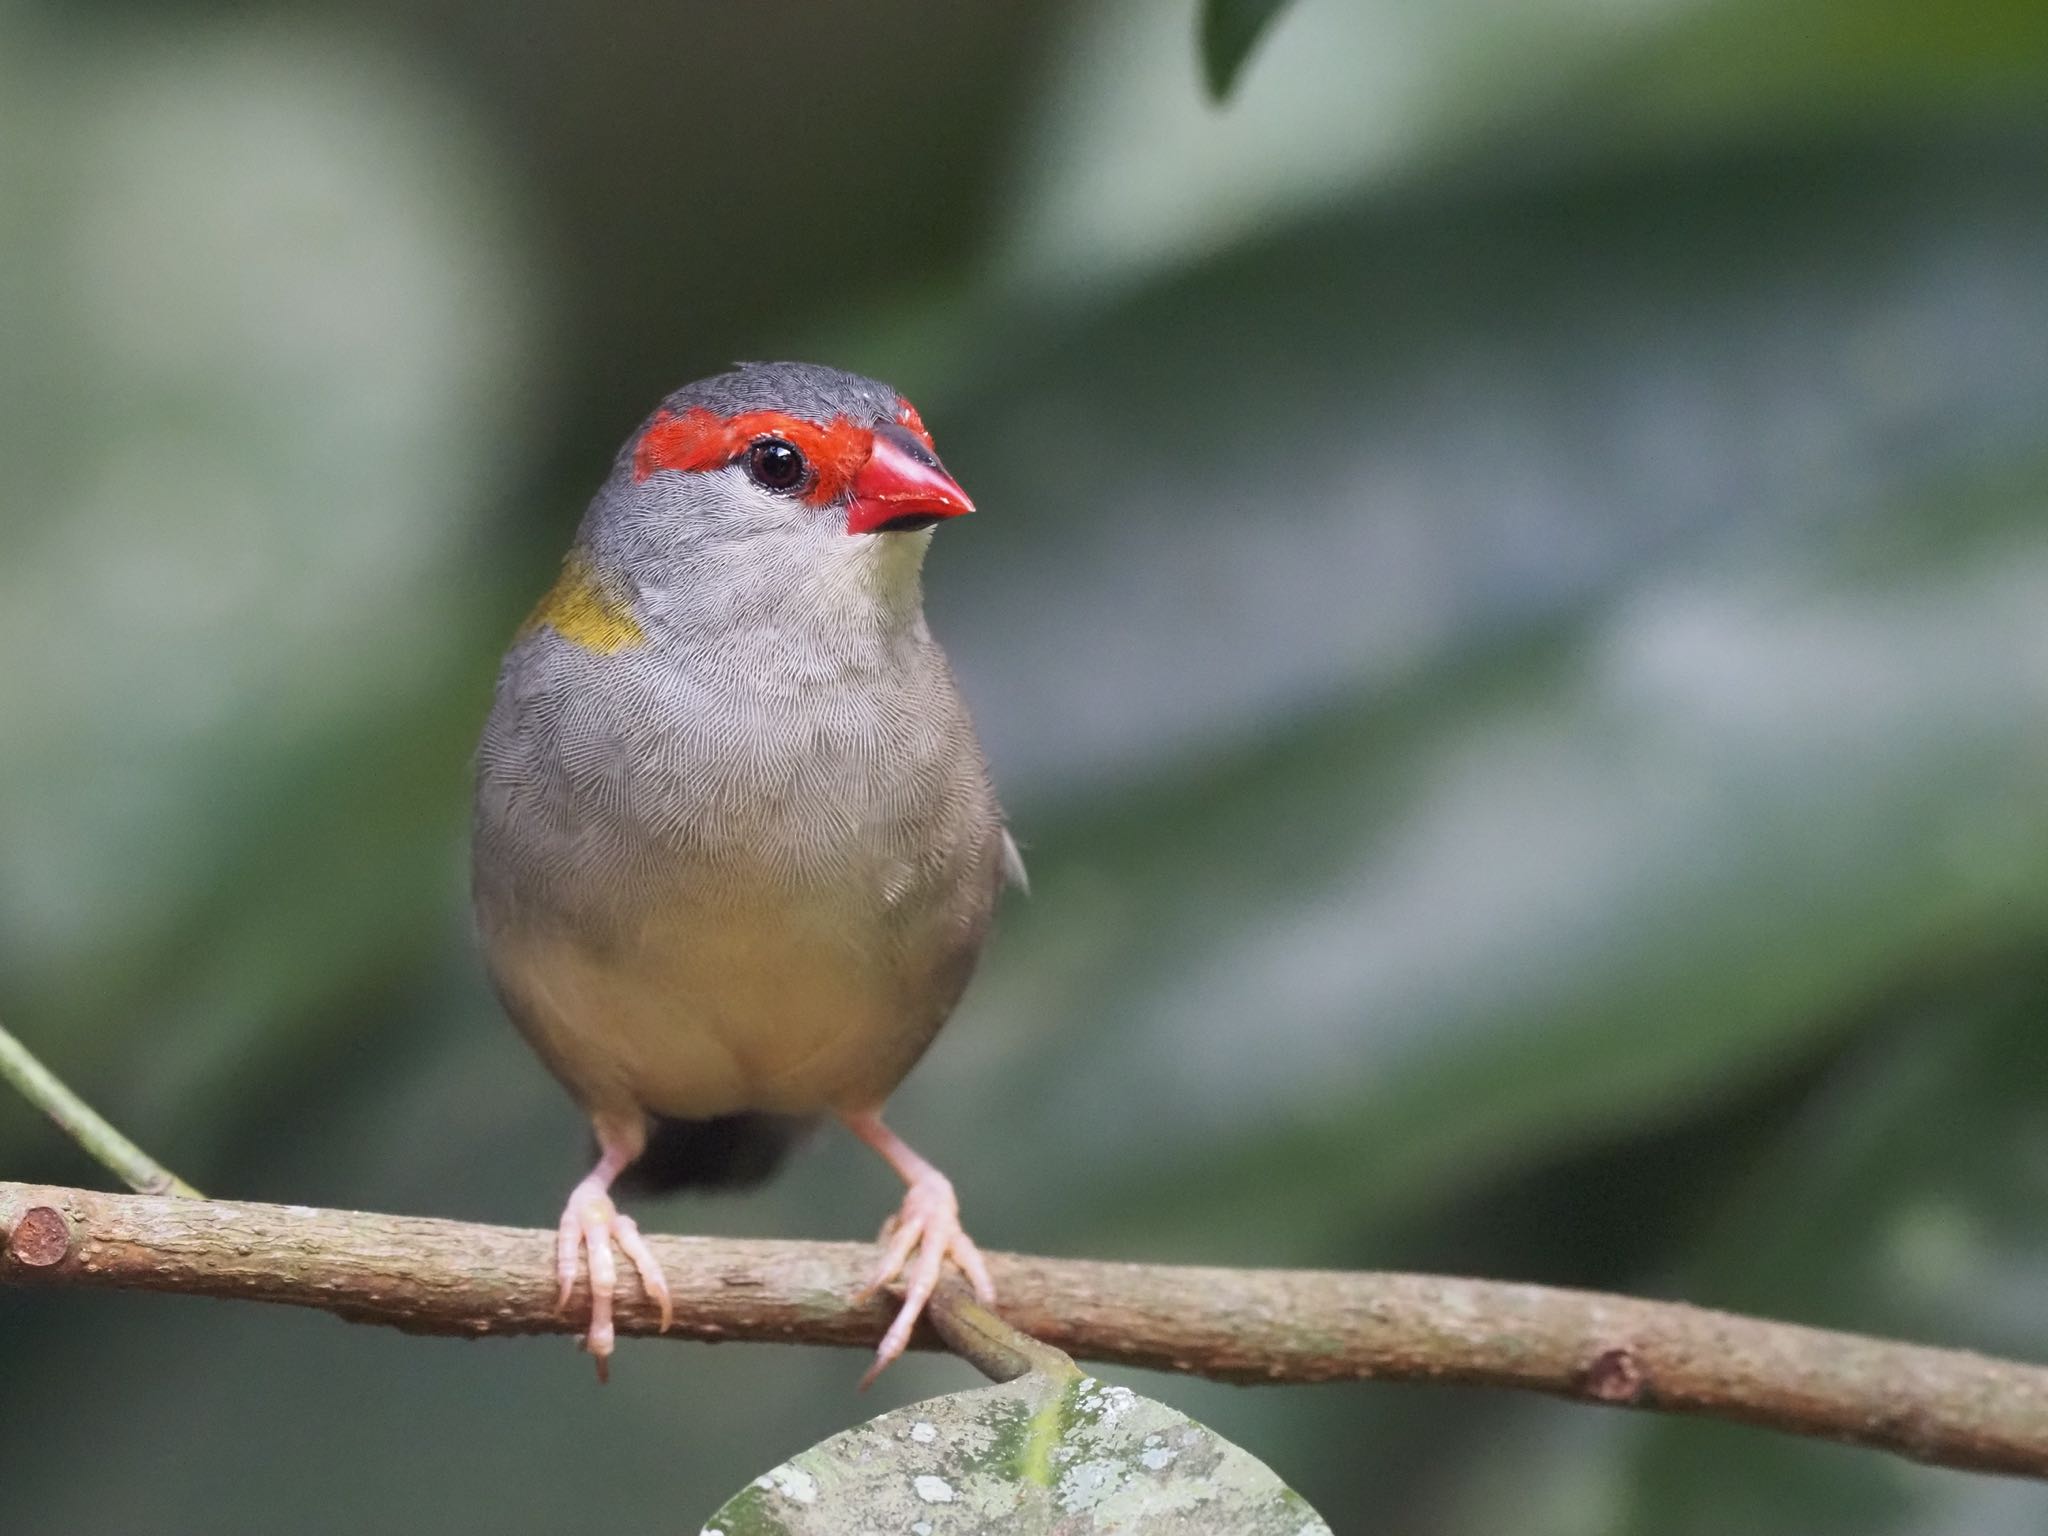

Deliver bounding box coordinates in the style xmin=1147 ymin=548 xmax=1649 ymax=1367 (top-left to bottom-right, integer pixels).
xmin=486 ymin=889 xmax=932 ymax=1123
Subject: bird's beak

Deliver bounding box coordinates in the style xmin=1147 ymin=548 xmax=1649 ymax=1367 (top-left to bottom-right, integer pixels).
xmin=845 ymin=424 xmax=976 ymax=536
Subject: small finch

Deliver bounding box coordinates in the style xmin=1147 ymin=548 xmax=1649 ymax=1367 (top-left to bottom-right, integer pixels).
xmin=471 ymin=362 xmax=1020 ymax=1384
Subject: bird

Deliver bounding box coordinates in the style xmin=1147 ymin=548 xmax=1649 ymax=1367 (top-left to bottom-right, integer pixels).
xmin=470 ymin=361 xmax=1021 ymax=1384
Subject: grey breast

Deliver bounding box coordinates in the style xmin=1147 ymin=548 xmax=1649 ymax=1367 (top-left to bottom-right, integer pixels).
xmin=471 ymin=620 xmax=1009 ymax=1118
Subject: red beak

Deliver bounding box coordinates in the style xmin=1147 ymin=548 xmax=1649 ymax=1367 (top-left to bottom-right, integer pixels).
xmin=844 ymin=424 xmax=975 ymax=536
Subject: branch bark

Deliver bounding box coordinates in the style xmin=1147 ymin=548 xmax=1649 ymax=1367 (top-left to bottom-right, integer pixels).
xmin=6 ymin=1182 xmax=2048 ymax=1479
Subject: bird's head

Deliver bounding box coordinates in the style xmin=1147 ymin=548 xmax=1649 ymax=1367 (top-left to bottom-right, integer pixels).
xmin=580 ymin=360 xmax=971 ymax=579
xmin=528 ymin=362 xmax=977 ymax=651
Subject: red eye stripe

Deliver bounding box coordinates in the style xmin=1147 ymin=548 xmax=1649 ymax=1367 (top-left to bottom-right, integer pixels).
xmin=632 ymin=407 xmax=875 ymax=505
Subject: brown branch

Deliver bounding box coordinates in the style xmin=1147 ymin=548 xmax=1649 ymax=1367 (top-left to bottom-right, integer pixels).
xmin=6 ymin=1180 xmax=2048 ymax=1479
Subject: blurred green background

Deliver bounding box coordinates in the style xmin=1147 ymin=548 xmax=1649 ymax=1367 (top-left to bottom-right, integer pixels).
xmin=5 ymin=0 xmax=2048 ymax=1528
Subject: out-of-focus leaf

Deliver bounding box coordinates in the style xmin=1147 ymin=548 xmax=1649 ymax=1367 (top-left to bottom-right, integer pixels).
xmin=1438 ymin=966 xmax=2048 ymax=1536
xmin=706 ymin=1366 xmax=1330 ymax=1533
xmin=1010 ymin=0 xmax=2048 ymax=300
xmin=900 ymin=145 xmax=2048 ymax=1262
xmin=1004 ymin=0 xmax=1518 ymax=295
xmin=944 ymin=147 xmax=2048 ymax=799
xmin=1593 ymin=0 xmax=2048 ymax=143
xmin=1199 ymin=0 xmax=1292 ymax=99
xmin=1622 ymin=967 xmax=2048 ymax=1534
xmin=940 ymin=477 xmax=2048 ymax=1262
xmin=0 ymin=11 xmax=531 ymax=1165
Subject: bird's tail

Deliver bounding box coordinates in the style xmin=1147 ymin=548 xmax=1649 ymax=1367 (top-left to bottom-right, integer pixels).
xmin=613 ymin=1111 xmax=815 ymax=1195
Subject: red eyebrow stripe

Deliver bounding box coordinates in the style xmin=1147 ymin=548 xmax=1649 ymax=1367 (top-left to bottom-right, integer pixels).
xmin=632 ymin=407 xmax=875 ymax=505
xmin=894 ymin=396 xmax=935 ymax=450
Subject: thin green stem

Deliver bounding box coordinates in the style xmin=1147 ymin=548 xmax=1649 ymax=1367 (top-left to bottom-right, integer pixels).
xmin=0 ymin=1020 xmax=200 ymax=1198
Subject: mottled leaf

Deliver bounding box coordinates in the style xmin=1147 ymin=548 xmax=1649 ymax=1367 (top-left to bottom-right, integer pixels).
xmin=706 ymin=1367 xmax=1329 ymax=1534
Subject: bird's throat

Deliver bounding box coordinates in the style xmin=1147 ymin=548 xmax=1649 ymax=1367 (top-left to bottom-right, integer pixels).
xmin=833 ymin=526 xmax=931 ymax=629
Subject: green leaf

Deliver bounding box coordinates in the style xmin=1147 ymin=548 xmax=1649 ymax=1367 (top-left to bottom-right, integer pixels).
xmin=1199 ymin=0 xmax=1292 ymax=99
xmin=706 ymin=1364 xmax=1330 ymax=1534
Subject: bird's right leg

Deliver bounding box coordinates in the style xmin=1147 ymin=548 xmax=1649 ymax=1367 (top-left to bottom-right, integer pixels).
xmin=842 ymin=1109 xmax=995 ymax=1387
xmin=556 ymin=1114 xmax=673 ymax=1379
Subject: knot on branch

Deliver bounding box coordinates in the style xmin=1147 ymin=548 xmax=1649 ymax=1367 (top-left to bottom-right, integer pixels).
xmin=1582 ymin=1345 xmax=1646 ymax=1403
xmin=5 ymin=1205 xmax=74 ymax=1269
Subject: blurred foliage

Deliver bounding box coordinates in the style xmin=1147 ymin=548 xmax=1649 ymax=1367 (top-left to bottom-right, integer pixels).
xmin=1200 ymin=0 xmax=1292 ymax=98
xmin=3 ymin=0 xmax=2047 ymax=1532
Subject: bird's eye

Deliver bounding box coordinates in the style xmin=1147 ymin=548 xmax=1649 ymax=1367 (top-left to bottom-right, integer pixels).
xmin=743 ymin=438 xmax=807 ymax=493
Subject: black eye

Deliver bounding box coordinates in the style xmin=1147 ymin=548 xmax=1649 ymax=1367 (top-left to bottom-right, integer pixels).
xmin=743 ymin=438 xmax=807 ymax=493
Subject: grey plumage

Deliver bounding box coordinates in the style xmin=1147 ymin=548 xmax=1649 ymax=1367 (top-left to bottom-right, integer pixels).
xmin=472 ymin=363 xmax=1015 ymax=1186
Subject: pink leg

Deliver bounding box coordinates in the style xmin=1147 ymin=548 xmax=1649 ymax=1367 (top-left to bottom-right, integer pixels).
xmin=842 ymin=1110 xmax=995 ymax=1388
xmin=555 ymin=1116 xmax=673 ymax=1380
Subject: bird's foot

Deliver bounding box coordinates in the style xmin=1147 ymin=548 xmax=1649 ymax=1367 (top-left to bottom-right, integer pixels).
xmin=855 ymin=1169 xmax=995 ymax=1388
xmin=554 ymin=1177 xmax=673 ymax=1380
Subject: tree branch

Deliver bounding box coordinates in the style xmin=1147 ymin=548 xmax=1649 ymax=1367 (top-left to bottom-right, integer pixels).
xmin=6 ymin=1181 xmax=2047 ymax=1478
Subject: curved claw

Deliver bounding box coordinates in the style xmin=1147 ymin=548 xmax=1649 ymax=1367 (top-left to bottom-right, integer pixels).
xmin=609 ymin=1211 xmax=675 ymax=1333
xmin=857 ymin=1172 xmax=995 ymax=1388
xmin=554 ymin=1182 xmax=672 ymax=1379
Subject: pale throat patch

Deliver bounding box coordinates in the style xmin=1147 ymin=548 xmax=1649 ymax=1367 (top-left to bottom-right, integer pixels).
xmin=813 ymin=526 xmax=932 ymax=625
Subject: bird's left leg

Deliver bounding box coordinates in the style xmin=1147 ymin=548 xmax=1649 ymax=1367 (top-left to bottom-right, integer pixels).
xmin=842 ymin=1109 xmax=995 ymax=1387
xmin=555 ymin=1114 xmax=673 ymax=1380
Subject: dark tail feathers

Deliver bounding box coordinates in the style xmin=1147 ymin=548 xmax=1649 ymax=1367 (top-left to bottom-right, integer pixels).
xmin=613 ymin=1111 xmax=815 ymax=1195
